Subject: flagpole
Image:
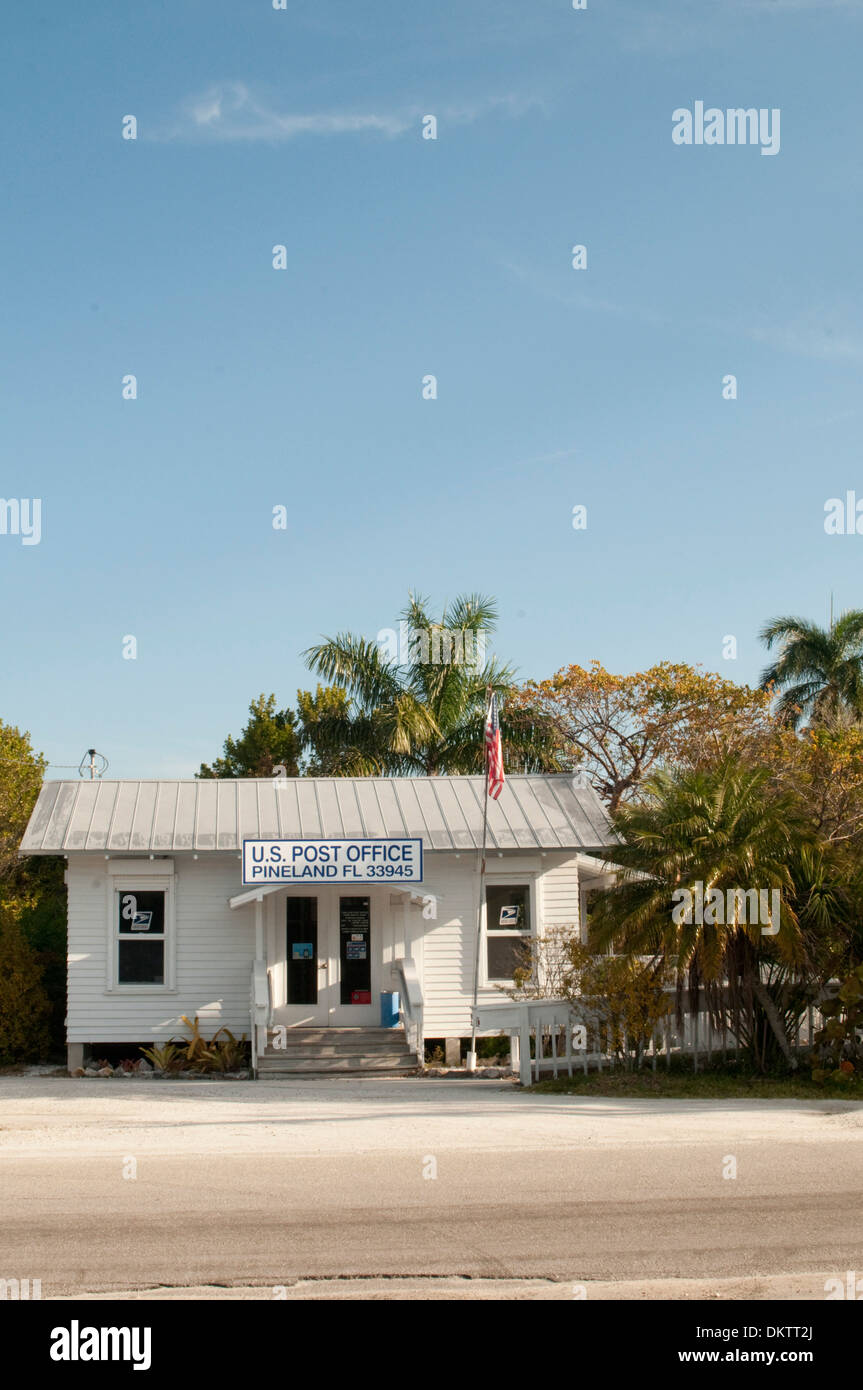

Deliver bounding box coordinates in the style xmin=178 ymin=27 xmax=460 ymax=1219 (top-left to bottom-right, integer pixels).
xmin=467 ymin=686 xmax=493 ymax=1073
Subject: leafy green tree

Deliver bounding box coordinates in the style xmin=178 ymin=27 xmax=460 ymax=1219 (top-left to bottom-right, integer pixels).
xmin=198 ymin=695 xmax=301 ymax=778
xmin=589 ymin=756 xmax=816 ymax=1070
xmin=760 ymin=611 xmax=863 ymax=727
xmin=295 ymin=685 xmax=362 ymax=775
xmin=750 ymin=713 xmax=863 ymax=977
xmin=0 ymin=912 xmax=52 ymax=1063
xmin=16 ymin=864 xmax=66 ymax=1052
xmin=0 ymin=722 xmax=61 ymax=1059
xmin=304 ymin=592 xmax=558 ymax=775
xmin=0 ymin=721 xmax=46 ymax=878
xmin=198 ymin=688 xmax=372 ymax=778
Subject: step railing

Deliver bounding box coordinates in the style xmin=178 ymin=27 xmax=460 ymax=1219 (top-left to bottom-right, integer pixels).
xmin=392 ymin=957 xmax=423 ymax=1060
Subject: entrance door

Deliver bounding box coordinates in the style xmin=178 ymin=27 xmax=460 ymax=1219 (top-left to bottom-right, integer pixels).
xmin=283 ymin=895 xmax=328 ymax=1024
xmin=333 ymin=895 xmax=374 ymax=1024
xmin=279 ymin=890 xmax=380 ymax=1027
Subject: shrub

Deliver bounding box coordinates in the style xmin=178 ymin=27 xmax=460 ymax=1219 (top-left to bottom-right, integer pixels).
xmin=509 ymin=926 xmax=672 ymax=1065
xmin=476 ymin=1033 xmax=509 ymax=1060
xmin=139 ymin=1042 xmax=183 ymax=1072
xmin=177 ymin=1015 xmax=214 ymax=1069
xmin=206 ymin=1029 xmax=248 ymax=1072
xmin=580 ymin=952 xmax=672 ymax=1062
xmin=0 ymin=914 xmax=52 ymax=1062
xmin=812 ymin=964 xmax=863 ymax=1083
xmin=159 ymin=1018 xmax=249 ymax=1073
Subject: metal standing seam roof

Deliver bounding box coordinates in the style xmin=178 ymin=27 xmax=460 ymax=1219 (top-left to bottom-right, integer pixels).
xmin=19 ymin=776 xmax=620 ymax=856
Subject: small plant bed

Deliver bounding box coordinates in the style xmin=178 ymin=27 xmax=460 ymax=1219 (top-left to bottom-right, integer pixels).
xmin=72 ymin=1063 xmax=250 ymax=1080
xmin=70 ymin=1016 xmax=251 ymax=1079
xmin=531 ymin=1065 xmax=863 ymax=1101
xmin=423 ymin=1065 xmax=516 ymax=1080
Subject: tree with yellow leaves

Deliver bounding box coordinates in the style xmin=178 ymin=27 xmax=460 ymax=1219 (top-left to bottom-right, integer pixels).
xmin=515 ymin=661 xmax=773 ymax=811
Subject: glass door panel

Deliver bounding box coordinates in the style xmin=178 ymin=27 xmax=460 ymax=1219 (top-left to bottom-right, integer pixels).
xmin=286 ymin=897 xmax=318 ymax=1006
xmin=339 ymin=896 xmax=371 ymax=1005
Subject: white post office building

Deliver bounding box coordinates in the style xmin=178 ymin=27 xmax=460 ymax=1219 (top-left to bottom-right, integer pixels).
xmin=20 ymin=775 xmax=616 ymax=1076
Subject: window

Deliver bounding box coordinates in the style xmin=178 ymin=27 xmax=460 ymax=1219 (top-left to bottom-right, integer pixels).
xmin=116 ymin=889 xmax=166 ymax=985
xmin=485 ymin=882 xmax=532 ymax=982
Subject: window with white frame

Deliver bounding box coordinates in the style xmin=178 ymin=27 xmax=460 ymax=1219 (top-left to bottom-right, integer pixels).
xmin=485 ymin=882 xmax=532 ymax=982
xmin=116 ymin=888 xmax=166 ymax=985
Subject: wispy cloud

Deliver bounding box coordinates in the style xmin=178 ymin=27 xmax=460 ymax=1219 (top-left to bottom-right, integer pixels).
xmin=155 ymin=82 xmax=541 ymax=144
xmin=497 ymin=256 xmax=863 ymax=365
xmin=740 ymin=311 xmax=863 ymax=364
xmin=173 ymin=83 xmax=408 ymax=141
xmin=497 ymin=256 xmax=670 ymax=330
xmin=610 ymin=0 xmax=863 ymax=55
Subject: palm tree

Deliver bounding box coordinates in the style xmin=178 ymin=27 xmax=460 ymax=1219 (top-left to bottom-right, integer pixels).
xmin=759 ymin=611 xmax=863 ymax=727
xmin=303 ymin=592 xmax=559 ymax=775
xmin=588 ymin=756 xmax=815 ymax=1069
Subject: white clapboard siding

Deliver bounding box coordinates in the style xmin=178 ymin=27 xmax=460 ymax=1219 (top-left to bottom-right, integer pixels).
xmin=66 ymin=856 xmax=254 ymax=1043
xmin=538 ymin=854 xmax=582 ymax=931
xmin=421 ymin=852 xmax=584 ymax=1037
xmin=66 ymin=848 xmax=593 ymax=1044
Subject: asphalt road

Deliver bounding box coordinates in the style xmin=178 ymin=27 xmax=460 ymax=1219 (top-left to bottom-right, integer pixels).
xmin=1 ymin=1078 xmax=861 ymax=1299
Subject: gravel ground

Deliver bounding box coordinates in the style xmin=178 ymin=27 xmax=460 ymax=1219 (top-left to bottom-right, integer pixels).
xmin=1 ymin=1075 xmax=861 ymax=1159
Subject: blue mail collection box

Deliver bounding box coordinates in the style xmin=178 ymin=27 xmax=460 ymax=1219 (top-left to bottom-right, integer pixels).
xmin=380 ymin=991 xmax=400 ymax=1028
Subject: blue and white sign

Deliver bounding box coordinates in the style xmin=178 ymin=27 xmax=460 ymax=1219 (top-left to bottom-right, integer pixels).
xmin=242 ymin=837 xmax=423 ymax=886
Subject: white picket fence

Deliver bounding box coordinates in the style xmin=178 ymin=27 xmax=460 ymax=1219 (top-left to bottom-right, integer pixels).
xmin=472 ymin=998 xmax=830 ymax=1087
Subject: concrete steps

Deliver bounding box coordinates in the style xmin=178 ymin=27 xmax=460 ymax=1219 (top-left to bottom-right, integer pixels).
xmin=257 ymin=1026 xmax=419 ymax=1077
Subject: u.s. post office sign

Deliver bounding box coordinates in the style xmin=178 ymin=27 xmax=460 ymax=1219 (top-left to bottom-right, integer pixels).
xmin=242 ymin=838 xmax=423 ymax=886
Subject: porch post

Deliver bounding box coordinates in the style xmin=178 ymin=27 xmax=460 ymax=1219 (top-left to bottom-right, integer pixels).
xmin=254 ymin=896 xmax=264 ymax=959
xmin=402 ymin=896 xmax=410 ymax=963
xmin=254 ymin=896 xmax=267 ymax=1061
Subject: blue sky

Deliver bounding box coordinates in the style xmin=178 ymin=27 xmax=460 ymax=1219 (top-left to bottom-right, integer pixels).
xmin=2 ymin=0 xmax=861 ymax=777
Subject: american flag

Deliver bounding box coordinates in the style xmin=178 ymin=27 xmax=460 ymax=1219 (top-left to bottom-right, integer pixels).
xmin=484 ymin=692 xmax=505 ymax=800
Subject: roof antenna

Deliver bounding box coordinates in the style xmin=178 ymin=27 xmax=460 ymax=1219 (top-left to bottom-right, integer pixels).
xmin=79 ymin=748 xmax=108 ymax=780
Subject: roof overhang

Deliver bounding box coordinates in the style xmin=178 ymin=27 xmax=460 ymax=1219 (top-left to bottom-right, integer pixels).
xmin=229 ymin=885 xmax=283 ymax=910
